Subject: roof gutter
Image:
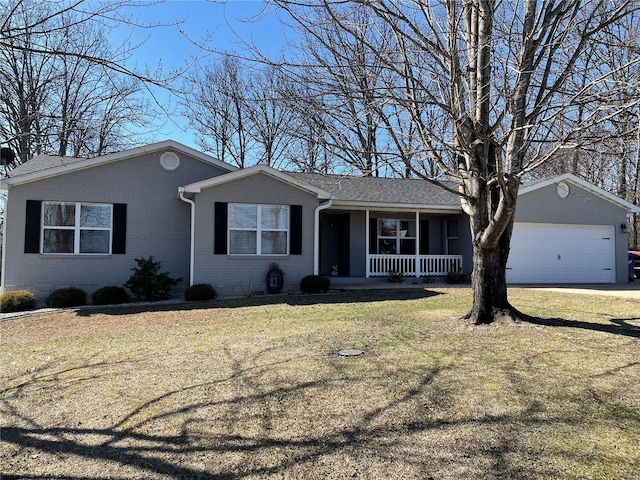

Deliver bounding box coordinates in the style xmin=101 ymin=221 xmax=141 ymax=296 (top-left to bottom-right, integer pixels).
xmin=314 ymin=198 xmax=333 ymax=275
xmin=178 ymin=187 xmax=195 ymax=286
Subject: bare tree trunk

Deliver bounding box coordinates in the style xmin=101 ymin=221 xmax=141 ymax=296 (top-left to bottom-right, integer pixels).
xmin=267 ymin=0 xmax=640 ymax=323
xmin=467 ymin=217 xmax=516 ymax=324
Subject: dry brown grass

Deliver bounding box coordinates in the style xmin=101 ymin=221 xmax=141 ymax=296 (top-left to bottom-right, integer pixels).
xmin=1 ymin=288 xmax=639 ymax=479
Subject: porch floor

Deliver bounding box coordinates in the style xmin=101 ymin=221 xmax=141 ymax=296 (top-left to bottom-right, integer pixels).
xmin=327 ymin=276 xmax=459 ymax=290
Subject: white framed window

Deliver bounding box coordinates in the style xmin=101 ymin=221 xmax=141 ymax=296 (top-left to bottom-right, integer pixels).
xmin=42 ymin=202 xmax=112 ymax=255
xmin=377 ymin=219 xmax=416 ymax=254
xmin=228 ymin=204 xmax=289 ymax=255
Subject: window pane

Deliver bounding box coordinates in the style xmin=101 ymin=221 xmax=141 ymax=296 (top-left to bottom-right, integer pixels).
xmin=399 ymin=221 xmax=416 ymax=238
xmin=379 ymin=219 xmax=396 ymax=237
xmin=229 ymin=230 xmax=257 ymax=254
xmin=43 ymin=202 xmax=75 ymax=226
xmin=229 ymin=204 xmax=257 ymax=228
xmin=261 ymin=231 xmax=287 ymax=254
xmin=379 ymin=238 xmax=396 ymax=254
xmin=43 ymin=229 xmax=74 ymax=253
xmin=261 ymin=205 xmax=288 ymax=229
xmin=80 ymin=230 xmax=110 ymax=254
xmin=80 ymin=204 xmax=111 ymax=228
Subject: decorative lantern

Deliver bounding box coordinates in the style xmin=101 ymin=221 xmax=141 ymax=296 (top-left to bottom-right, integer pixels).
xmin=266 ymin=263 xmax=285 ymax=294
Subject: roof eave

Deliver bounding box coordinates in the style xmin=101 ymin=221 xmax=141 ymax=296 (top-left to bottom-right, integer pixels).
xmin=0 ymin=140 xmax=237 ymax=187
xmin=520 ymin=173 xmax=640 ymax=213
xmin=329 ymin=200 xmax=463 ymax=213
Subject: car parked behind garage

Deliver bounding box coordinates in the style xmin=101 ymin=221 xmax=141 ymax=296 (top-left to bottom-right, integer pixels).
xmin=629 ymin=251 xmax=640 ymax=281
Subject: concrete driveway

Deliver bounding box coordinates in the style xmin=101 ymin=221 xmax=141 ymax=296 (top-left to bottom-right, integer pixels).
xmin=334 ymin=279 xmax=640 ymax=299
xmin=521 ymin=283 xmax=640 ymax=299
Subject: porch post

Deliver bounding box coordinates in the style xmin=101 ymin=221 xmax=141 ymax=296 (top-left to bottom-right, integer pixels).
xmin=314 ymin=199 xmax=333 ymax=276
xmin=415 ymin=210 xmax=420 ymax=278
xmin=365 ymin=209 xmax=370 ymax=278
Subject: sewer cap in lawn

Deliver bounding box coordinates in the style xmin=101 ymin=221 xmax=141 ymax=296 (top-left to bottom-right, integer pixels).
xmin=338 ymin=349 xmax=364 ymax=357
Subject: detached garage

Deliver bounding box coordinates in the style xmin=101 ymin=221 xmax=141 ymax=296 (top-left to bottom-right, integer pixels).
xmin=507 ymin=174 xmax=639 ymax=284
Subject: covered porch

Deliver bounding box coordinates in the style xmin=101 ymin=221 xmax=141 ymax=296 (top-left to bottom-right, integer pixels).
xmin=317 ymin=208 xmax=469 ymax=279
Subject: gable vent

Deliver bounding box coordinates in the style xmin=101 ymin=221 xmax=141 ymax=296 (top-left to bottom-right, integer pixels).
xmin=160 ymin=152 xmax=180 ymax=171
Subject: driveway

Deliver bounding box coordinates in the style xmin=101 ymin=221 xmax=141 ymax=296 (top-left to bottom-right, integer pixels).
xmin=331 ymin=279 xmax=640 ymax=299
xmin=521 ymin=283 xmax=640 ymax=299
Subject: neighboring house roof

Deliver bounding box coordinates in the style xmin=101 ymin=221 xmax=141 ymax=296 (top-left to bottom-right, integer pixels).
xmin=288 ymin=172 xmax=463 ymax=211
xmin=0 ymin=140 xmax=237 ymax=189
xmin=520 ymin=173 xmax=640 ymax=213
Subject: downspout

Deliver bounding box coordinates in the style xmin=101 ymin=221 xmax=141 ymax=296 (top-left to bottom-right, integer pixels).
xmin=314 ymin=198 xmax=333 ymax=275
xmin=178 ymin=187 xmax=195 ymax=286
xmin=1 ymin=188 xmax=8 ymax=293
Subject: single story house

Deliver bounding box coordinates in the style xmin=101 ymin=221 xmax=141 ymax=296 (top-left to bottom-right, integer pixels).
xmin=1 ymin=140 xmax=638 ymax=300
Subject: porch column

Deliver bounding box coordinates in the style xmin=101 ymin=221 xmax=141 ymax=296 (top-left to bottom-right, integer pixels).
xmin=415 ymin=210 xmax=421 ymax=277
xmin=314 ymin=199 xmax=333 ymax=275
xmin=365 ymin=209 xmax=370 ymax=278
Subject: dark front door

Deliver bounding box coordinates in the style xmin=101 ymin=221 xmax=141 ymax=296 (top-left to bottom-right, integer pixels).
xmin=321 ymin=214 xmax=350 ymax=276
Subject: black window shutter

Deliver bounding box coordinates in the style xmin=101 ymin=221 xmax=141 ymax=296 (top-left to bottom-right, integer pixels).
xmin=24 ymin=200 xmax=42 ymax=253
xmin=214 ymin=202 xmax=228 ymax=254
xmin=112 ymin=203 xmax=127 ymax=254
xmin=290 ymin=205 xmax=303 ymax=255
xmin=369 ymin=217 xmax=377 ymax=254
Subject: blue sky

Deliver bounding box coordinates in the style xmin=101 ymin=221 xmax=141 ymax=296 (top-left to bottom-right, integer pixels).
xmin=117 ymin=0 xmax=288 ymax=148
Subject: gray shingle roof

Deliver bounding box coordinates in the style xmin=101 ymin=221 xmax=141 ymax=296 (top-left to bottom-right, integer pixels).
xmin=3 ymin=152 xmax=461 ymax=209
xmin=288 ymin=172 xmax=461 ymax=207
xmin=4 ymin=155 xmax=86 ymax=178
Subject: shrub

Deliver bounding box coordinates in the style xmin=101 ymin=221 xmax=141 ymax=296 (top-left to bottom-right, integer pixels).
xmin=421 ymin=275 xmax=437 ymax=284
xmin=45 ymin=287 xmax=87 ymax=308
xmin=124 ymin=256 xmax=182 ymax=301
xmin=447 ymin=270 xmax=468 ymax=284
xmin=0 ymin=290 xmax=37 ymax=313
xmin=300 ymin=275 xmax=330 ymax=293
xmin=387 ymin=271 xmax=405 ymax=283
xmin=92 ymin=286 xmax=130 ymax=306
xmin=185 ymin=283 xmax=217 ymax=302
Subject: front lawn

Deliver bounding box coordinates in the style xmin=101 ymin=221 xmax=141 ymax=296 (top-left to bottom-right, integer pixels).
xmin=1 ymin=288 xmax=639 ymax=479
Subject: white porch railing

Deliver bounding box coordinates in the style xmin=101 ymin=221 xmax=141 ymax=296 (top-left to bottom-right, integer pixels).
xmin=368 ymin=254 xmax=463 ymax=277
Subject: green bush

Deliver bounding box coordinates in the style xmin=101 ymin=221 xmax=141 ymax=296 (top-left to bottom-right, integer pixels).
xmin=300 ymin=275 xmax=330 ymax=293
xmin=447 ymin=270 xmax=468 ymax=284
xmin=92 ymin=286 xmax=130 ymax=305
xmin=124 ymin=256 xmax=182 ymax=301
xmin=185 ymin=283 xmax=217 ymax=302
xmin=421 ymin=275 xmax=437 ymax=284
xmin=0 ymin=290 xmax=37 ymax=313
xmin=45 ymin=287 xmax=87 ymax=308
xmin=387 ymin=271 xmax=405 ymax=283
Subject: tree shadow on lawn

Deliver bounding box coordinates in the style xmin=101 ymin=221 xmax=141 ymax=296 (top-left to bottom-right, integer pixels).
xmin=1 ymin=357 xmax=559 ymax=480
xmin=74 ymin=288 xmax=443 ymax=317
xmin=520 ymin=314 xmax=640 ymax=339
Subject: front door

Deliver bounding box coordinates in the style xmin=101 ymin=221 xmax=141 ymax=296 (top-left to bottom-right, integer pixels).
xmin=320 ymin=214 xmax=350 ymax=276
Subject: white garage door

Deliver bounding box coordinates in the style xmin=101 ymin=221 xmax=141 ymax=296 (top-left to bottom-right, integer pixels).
xmin=507 ymin=223 xmax=615 ymax=284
